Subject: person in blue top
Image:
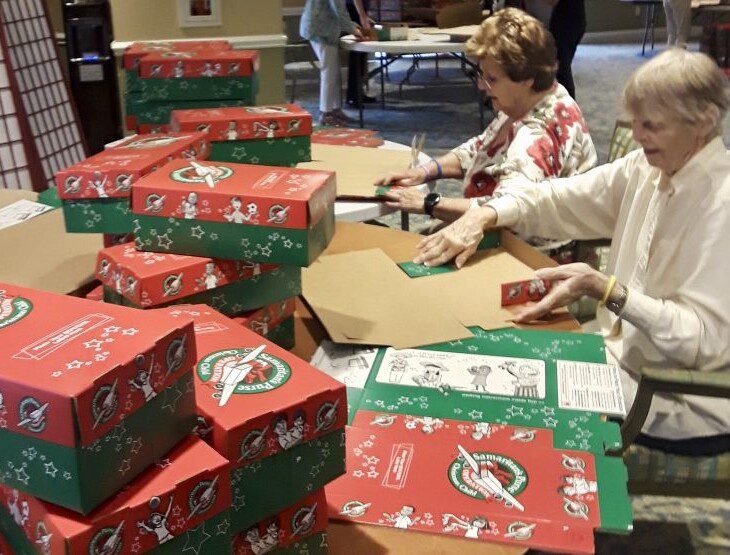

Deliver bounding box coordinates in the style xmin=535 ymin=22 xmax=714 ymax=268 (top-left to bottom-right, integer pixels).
xmin=300 ymin=0 xmax=368 ymax=126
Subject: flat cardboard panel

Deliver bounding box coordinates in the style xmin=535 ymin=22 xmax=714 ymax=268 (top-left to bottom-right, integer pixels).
xmin=302 ymin=249 xmax=472 ymax=348
xmin=301 ymin=224 xmax=578 ymax=349
xmin=0 ymin=189 xmax=101 ymax=293
xmin=298 ymin=144 xmax=412 ymax=200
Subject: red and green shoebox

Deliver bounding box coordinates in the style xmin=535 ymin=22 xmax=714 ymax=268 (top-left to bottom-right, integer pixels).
xmin=130 ymin=159 xmax=336 ymax=266
xmin=138 ymin=49 xmax=259 ymax=79
xmin=56 ymin=131 xmax=210 ymax=234
xmin=171 ymin=105 xmax=312 ymax=166
xmin=163 ymin=306 xmax=347 ymax=533
xmin=96 ymin=242 xmax=299 ymax=317
xmin=123 ymin=41 xmax=231 ymax=71
xmin=328 ymin=413 xmax=632 ymax=554
xmin=0 ymin=437 xmax=232 ymax=555
xmin=231 ymin=489 xmax=327 ymax=554
xmin=0 ymin=283 xmax=198 ymax=514
xmin=125 ymin=97 xmax=253 ymax=128
xmin=232 ymin=298 xmax=297 ymax=350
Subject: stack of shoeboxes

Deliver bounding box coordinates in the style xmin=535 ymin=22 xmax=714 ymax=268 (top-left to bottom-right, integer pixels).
xmin=167 ymin=305 xmax=346 ymax=553
xmin=55 ymin=131 xmax=211 ymax=236
xmin=95 ymin=243 xmax=300 ymax=349
xmin=123 ymin=41 xmax=259 ymax=134
xmin=170 ymin=104 xmax=313 ymax=166
xmin=0 ymin=288 xmax=345 ymax=553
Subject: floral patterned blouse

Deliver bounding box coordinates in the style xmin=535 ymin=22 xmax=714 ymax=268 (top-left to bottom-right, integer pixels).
xmin=451 ymin=84 xmax=597 ymax=201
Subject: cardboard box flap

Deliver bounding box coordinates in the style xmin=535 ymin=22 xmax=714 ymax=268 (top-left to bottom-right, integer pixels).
xmin=0 ymin=283 xmax=196 ymax=448
xmin=171 ymin=104 xmax=313 ymax=142
xmin=1 ymin=437 xmax=230 ymax=554
xmin=161 ymin=306 xmax=347 ymax=466
xmin=97 ymin=242 xmax=278 ymax=306
xmin=139 ymin=49 xmax=259 ymax=78
xmin=56 ymin=132 xmax=210 ymax=200
xmin=297 ymin=144 xmax=412 ymax=199
xmin=123 ymin=40 xmax=231 ymax=70
xmin=131 ymin=159 xmax=335 ymax=230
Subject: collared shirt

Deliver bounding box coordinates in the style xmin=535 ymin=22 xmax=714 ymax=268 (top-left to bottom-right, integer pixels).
xmin=300 ymin=0 xmax=357 ymax=45
xmin=487 ymin=137 xmax=730 ymax=440
xmin=451 ymin=84 xmax=597 ymax=199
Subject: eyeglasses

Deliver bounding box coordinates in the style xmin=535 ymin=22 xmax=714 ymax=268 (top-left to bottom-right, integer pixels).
xmin=475 ymin=68 xmax=492 ymax=89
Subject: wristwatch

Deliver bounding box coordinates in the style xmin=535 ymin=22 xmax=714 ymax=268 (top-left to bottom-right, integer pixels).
xmin=423 ymin=192 xmax=441 ymax=217
xmin=606 ymin=283 xmax=628 ymax=315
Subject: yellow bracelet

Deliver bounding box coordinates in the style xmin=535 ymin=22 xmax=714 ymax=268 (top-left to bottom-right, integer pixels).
xmin=600 ymin=275 xmax=617 ymax=306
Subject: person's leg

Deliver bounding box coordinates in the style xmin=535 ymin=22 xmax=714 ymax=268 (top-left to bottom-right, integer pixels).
xmin=311 ymin=40 xmax=342 ymax=113
xmin=663 ymin=0 xmax=678 ymax=45
xmin=549 ymin=0 xmax=586 ymax=99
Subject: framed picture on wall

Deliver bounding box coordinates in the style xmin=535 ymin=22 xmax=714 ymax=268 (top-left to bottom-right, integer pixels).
xmin=177 ymin=0 xmax=222 ymax=28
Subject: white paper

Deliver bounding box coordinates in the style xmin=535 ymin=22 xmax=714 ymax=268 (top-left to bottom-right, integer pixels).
xmin=0 ymin=199 xmax=53 ymax=231
xmin=376 ymin=348 xmax=546 ymax=399
xmin=557 ymin=360 xmax=627 ymax=416
xmin=309 ymin=340 xmax=379 ymax=388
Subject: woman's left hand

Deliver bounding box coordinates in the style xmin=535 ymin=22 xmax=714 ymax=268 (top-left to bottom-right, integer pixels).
xmin=513 ymin=263 xmax=609 ymax=323
xmin=382 ymin=187 xmax=426 ymax=214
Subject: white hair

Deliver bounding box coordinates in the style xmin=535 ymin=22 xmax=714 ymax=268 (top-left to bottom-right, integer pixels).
xmin=623 ymin=48 xmax=729 ymax=138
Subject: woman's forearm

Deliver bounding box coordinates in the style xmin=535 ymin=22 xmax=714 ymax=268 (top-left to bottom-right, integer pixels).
xmin=420 ymin=152 xmax=464 ymax=181
xmin=431 ymin=197 xmax=473 ymax=222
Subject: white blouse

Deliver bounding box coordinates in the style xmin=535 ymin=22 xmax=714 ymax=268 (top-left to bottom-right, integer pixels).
xmin=487 ymin=137 xmax=730 ymax=440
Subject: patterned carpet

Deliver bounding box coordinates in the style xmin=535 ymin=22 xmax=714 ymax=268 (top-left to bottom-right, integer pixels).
xmin=287 ymin=42 xmax=730 ymax=553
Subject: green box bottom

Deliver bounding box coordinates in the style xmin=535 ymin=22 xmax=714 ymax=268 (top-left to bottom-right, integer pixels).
xmin=62 ymin=198 xmax=134 ymax=234
xmin=133 ymin=208 xmax=335 ymax=267
xmin=0 ymin=373 xmax=196 ymax=514
xmin=102 ymin=266 xmax=302 ymax=317
xmin=229 ymin=428 xmax=345 ymax=534
xmin=125 ymin=96 xmax=253 ymax=125
xmin=125 ymin=70 xmax=259 ymax=102
xmin=209 ymin=136 xmax=311 ymax=167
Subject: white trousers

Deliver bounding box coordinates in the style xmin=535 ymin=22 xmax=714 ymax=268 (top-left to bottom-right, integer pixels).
xmin=663 ymin=0 xmax=692 ymax=47
xmin=310 ymin=40 xmax=342 ymax=113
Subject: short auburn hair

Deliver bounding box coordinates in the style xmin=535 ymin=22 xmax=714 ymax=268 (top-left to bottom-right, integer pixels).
xmin=467 ymin=8 xmax=558 ymax=92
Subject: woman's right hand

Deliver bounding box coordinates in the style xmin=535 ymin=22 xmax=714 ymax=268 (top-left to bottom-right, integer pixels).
xmin=413 ymin=206 xmax=498 ymax=268
xmin=374 ymin=166 xmax=428 ymax=188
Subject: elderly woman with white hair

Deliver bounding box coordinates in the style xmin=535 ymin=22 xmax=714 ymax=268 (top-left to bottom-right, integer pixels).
xmin=415 ymin=49 xmax=730 ymax=454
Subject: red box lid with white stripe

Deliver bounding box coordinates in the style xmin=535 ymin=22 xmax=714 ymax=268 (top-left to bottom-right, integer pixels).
xmin=96 ymin=242 xmax=278 ymax=307
xmin=123 ymin=40 xmax=231 ymax=70
xmin=55 ymin=132 xmax=210 ymax=200
xmin=130 ymin=159 xmax=335 ymax=230
xmin=0 ymin=283 xmax=196 ymax=448
xmin=171 ymin=105 xmax=313 ymax=142
xmin=138 ymin=50 xmax=259 ymax=79
xmin=161 ymin=306 xmax=346 ymax=468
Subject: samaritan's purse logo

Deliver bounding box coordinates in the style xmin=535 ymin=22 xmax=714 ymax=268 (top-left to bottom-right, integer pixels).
xmin=197 ymin=347 xmax=291 ymax=396
xmin=0 ymin=293 xmax=32 ymax=329
xmin=448 ymin=451 xmax=528 ymax=501
xmin=170 ymin=164 xmax=233 ymax=185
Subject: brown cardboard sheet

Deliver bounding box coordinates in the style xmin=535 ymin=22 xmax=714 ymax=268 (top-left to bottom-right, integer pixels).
xmin=302 ymin=224 xmax=578 ymax=348
xmin=297 ymin=144 xmax=412 ymax=199
xmin=0 ymin=189 xmax=102 ymax=294
xmin=301 ymin=248 xmax=472 ymax=348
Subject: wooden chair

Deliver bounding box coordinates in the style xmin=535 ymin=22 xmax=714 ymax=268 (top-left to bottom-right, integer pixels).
xmin=607 ymin=367 xmax=730 ymax=499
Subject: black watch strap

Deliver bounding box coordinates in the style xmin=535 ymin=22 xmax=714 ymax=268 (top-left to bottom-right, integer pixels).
xmin=424 ymin=192 xmax=441 ymax=217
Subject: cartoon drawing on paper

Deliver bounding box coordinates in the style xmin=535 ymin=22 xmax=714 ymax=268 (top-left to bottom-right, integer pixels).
xmin=405 ymin=415 xmax=443 ymax=435
xmin=88 ymin=171 xmax=108 ymax=198
xmin=227 ymin=62 xmax=240 ymax=75
xmin=223 ymin=196 xmax=245 ymax=223
xmin=64 ymin=175 xmax=82 ymax=194
xmin=272 ymin=413 xmax=303 ymax=450
xmin=7 ymin=489 xmax=29 ymax=527
xmin=137 ymin=496 xmax=174 ymax=544
xmin=559 ymin=476 xmax=597 ymax=497
xmin=468 ymin=364 xmax=491 ymax=392
xmin=471 ymin=422 xmax=491 ymax=441
xmin=253 ymin=120 xmax=279 ymax=139
xmin=442 ymin=514 xmax=488 ymax=538
xmin=196 ymin=262 xmax=220 ymax=290
xmin=225 ymin=121 xmax=238 ymax=141
xmin=181 ymin=192 xmax=198 ymax=219
xmin=173 ymin=60 xmax=184 ymax=78
xmin=376 ymin=348 xmax=545 ymax=399
xmin=125 ymin=276 xmax=137 ymax=296
xmin=35 ymin=521 xmax=53 ymax=554
xmin=129 ymin=353 xmax=157 ymax=402
xmin=383 ymin=505 xmax=420 ymax=529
